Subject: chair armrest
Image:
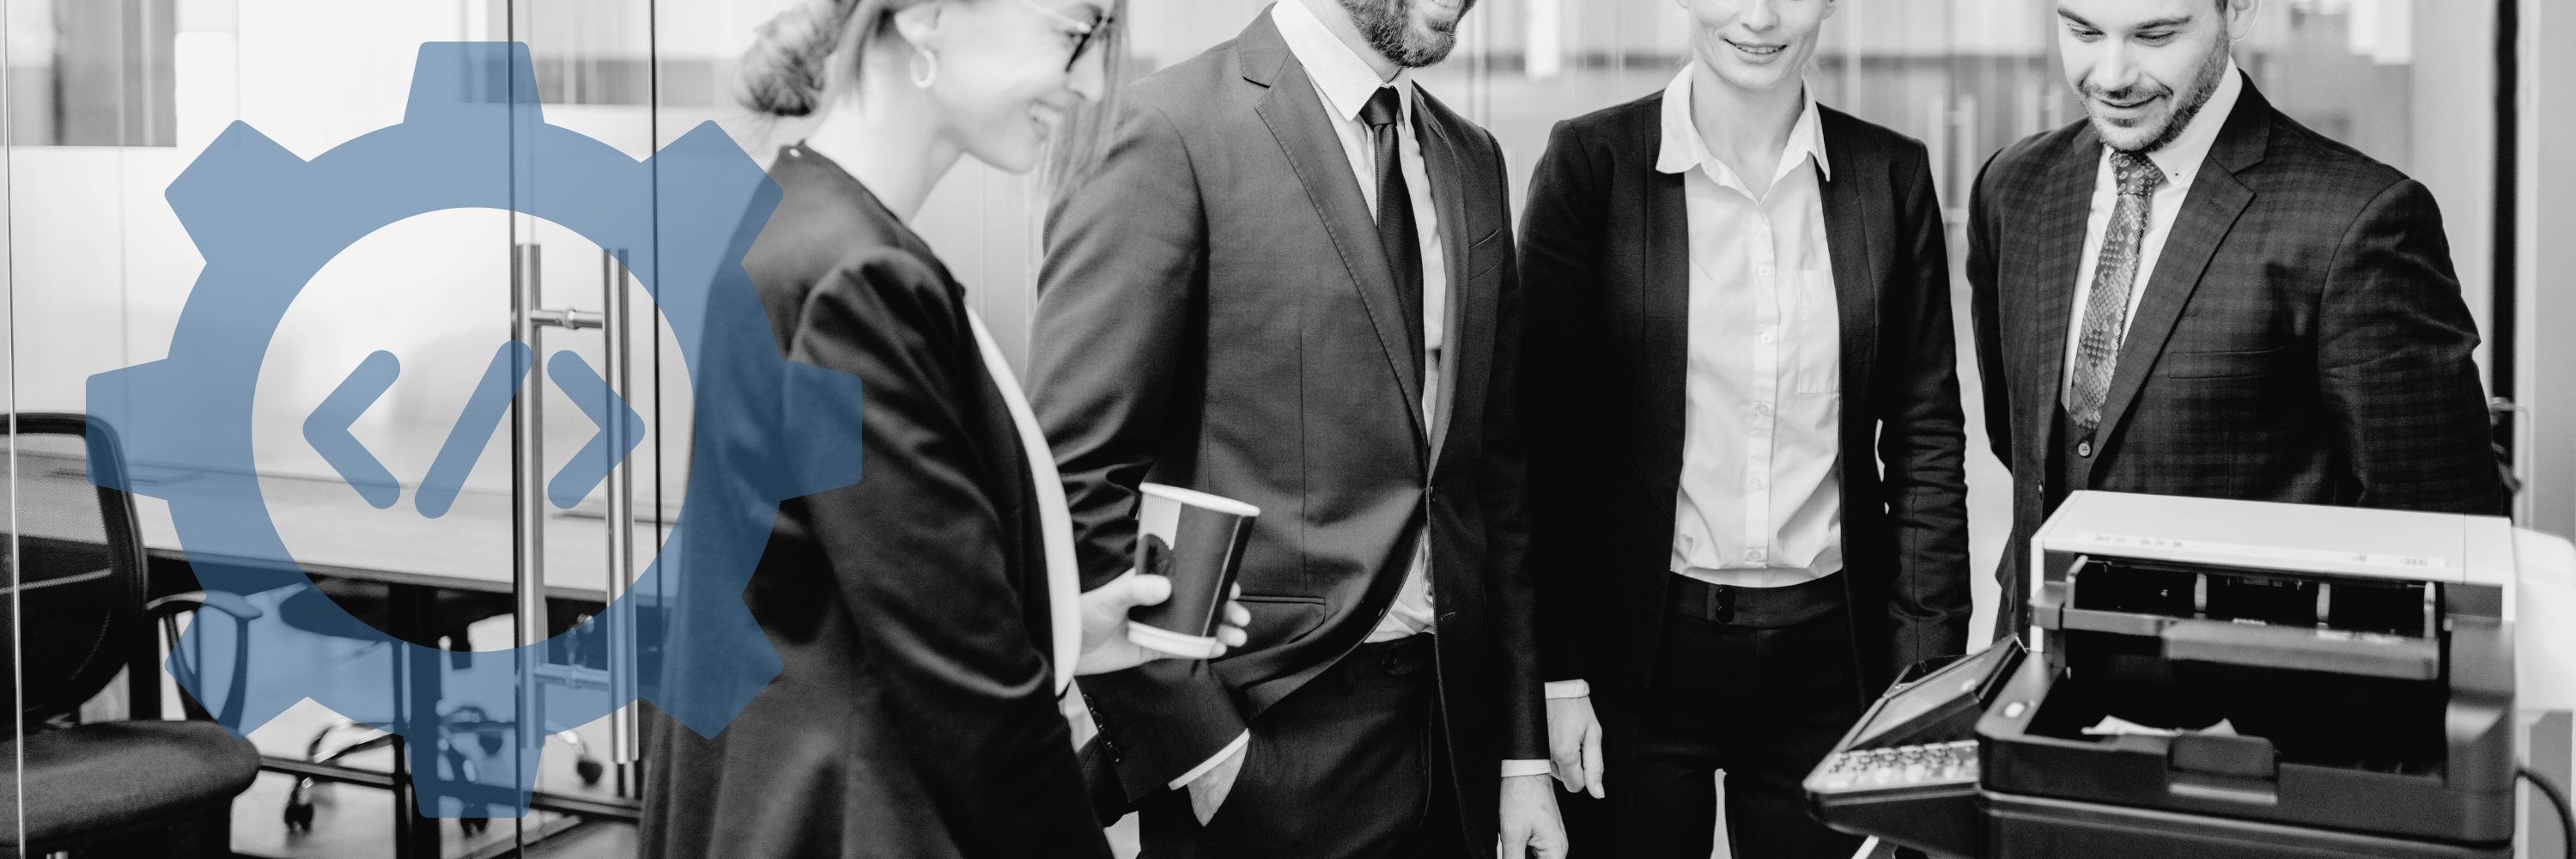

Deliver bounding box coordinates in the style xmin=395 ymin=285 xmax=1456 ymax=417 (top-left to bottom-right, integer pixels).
xmin=145 ymin=591 xmax=264 ymax=622
xmin=145 ymin=591 xmax=264 ymax=724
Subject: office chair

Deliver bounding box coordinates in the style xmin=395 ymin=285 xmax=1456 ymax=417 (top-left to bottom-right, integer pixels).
xmin=276 ymin=582 xmax=607 ymax=834
xmin=0 ymin=412 xmax=263 ymax=859
xmin=266 ymin=532 xmax=605 ymax=832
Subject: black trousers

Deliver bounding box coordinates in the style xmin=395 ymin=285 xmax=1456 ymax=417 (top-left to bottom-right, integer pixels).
xmin=1138 ymin=634 xmax=1464 ymax=859
xmin=1565 ymin=572 xmax=1868 ymax=859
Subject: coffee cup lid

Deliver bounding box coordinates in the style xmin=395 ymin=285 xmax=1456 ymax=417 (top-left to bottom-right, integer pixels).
xmin=1127 ymin=620 xmax=1228 ymax=659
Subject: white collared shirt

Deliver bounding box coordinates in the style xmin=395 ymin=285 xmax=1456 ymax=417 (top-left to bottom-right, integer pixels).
xmin=1273 ymin=0 xmax=1449 ymax=644
xmin=2061 ymin=60 xmax=2245 ymax=402
xmin=1659 ymin=61 xmax=1845 ymax=589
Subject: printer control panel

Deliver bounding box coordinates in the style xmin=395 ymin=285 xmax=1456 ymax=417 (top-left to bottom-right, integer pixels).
xmin=1812 ymin=740 xmax=1979 ymax=793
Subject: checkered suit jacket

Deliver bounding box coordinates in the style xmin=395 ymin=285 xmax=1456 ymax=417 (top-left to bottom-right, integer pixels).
xmin=1966 ymin=76 xmax=2506 ymax=641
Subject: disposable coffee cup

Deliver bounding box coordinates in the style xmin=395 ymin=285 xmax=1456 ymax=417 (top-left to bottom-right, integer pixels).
xmin=1125 ymin=483 xmax=1261 ymax=659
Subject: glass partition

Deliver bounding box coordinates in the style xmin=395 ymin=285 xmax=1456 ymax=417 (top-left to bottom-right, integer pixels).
xmin=2 ymin=2 xmax=14 ymax=851
xmin=0 ymin=1 xmax=2527 ymax=857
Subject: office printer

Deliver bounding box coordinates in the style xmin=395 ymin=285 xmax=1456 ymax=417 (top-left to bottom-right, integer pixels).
xmin=1807 ymin=490 xmax=2576 ymax=859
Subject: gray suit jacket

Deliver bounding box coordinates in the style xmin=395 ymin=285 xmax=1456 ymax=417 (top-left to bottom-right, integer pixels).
xmin=1026 ymin=7 xmax=1541 ymax=836
xmin=1967 ymin=76 xmax=2506 ymax=641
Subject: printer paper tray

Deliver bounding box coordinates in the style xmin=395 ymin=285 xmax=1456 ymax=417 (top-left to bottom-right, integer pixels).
xmin=1975 ymin=657 xmax=2515 ymax=844
xmin=2054 ymin=607 xmax=2439 ymax=680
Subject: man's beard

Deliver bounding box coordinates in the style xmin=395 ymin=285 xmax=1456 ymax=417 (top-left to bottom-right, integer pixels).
xmin=1339 ymin=0 xmax=1478 ymax=69
xmin=2087 ymin=40 xmax=2232 ymax=153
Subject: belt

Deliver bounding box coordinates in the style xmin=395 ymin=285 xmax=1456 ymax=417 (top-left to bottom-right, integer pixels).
xmin=1667 ymin=571 xmax=1846 ymax=628
xmin=1352 ymin=632 xmax=1437 ymax=677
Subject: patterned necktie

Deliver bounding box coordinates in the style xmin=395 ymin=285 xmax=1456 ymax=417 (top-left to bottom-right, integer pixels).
xmin=2066 ymin=151 xmax=2166 ymax=430
xmin=1361 ymin=86 xmax=1425 ymax=385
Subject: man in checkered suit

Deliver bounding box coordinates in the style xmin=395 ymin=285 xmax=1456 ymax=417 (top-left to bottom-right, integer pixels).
xmin=1967 ymin=0 xmax=2506 ymax=642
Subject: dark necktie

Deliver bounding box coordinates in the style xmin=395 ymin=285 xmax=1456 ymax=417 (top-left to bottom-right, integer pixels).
xmin=2067 ymin=151 xmax=2166 ymax=430
xmin=1361 ymin=86 xmax=1425 ymax=384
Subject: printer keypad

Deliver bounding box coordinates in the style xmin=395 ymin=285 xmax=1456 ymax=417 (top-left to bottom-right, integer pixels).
xmin=1814 ymin=740 xmax=1978 ymax=792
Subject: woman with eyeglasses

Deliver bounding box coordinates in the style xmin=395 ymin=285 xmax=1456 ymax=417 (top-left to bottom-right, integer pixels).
xmin=638 ymin=2 xmax=1247 ymax=856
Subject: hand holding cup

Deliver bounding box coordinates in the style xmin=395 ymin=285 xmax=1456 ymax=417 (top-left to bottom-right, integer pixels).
xmin=1077 ymin=574 xmax=1250 ymax=675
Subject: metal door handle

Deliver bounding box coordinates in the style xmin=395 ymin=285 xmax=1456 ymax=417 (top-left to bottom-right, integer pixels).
xmin=509 ymin=241 xmax=550 ymax=803
xmin=599 ymin=248 xmax=641 ymax=767
xmin=529 ymin=308 xmax=605 ymax=331
xmin=513 ymin=243 xmax=648 ymax=779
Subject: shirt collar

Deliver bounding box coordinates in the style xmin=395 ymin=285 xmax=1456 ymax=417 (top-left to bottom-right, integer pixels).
xmin=1273 ymin=0 xmax=1413 ymax=124
xmin=1656 ymin=61 xmax=1832 ymax=189
xmin=2123 ymin=58 xmax=2243 ymax=186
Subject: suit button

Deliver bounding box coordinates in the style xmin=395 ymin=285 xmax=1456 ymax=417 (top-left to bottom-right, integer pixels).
xmin=2076 ymin=440 xmax=2093 ymax=458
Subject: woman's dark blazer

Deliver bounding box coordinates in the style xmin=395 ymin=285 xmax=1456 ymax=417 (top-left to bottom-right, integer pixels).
xmin=639 ymin=144 xmax=1109 ymax=859
xmin=1518 ymin=93 xmax=1975 ymax=710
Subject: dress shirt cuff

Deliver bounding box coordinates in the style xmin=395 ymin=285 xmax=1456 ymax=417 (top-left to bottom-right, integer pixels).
xmin=1501 ymin=759 xmax=1554 ymax=778
xmin=1061 ymin=681 xmax=1097 ymax=751
xmin=1166 ymin=730 xmax=1251 ymax=790
xmin=1545 ymin=679 xmax=1591 ymax=699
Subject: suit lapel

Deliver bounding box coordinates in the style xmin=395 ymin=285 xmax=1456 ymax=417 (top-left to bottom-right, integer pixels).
xmin=2024 ymin=125 xmax=2101 ymax=458
xmin=1245 ymin=17 xmax=1430 ymax=446
xmin=1816 ymin=113 xmax=1880 ymax=414
xmin=2084 ymin=85 xmax=2270 ymax=472
xmin=1641 ymin=123 xmax=1692 ymax=495
xmin=1419 ymin=94 xmax=1477 ymax=470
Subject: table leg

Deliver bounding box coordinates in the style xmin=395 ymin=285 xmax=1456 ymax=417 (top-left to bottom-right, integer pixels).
xmin=392 ymin=582 xmax=444 ymax=859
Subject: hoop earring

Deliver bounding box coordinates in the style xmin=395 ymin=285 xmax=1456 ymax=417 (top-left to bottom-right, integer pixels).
xmin=909 ymin=48 xmax=939 ymax=88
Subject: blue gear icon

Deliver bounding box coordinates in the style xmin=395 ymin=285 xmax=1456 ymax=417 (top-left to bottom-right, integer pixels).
xmin=84 ymin=43 xmax=864 ymax=817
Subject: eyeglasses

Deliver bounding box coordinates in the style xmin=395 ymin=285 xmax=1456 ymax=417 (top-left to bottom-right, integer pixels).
xmin=1014 ymin=0 xmax=1116 ymax=72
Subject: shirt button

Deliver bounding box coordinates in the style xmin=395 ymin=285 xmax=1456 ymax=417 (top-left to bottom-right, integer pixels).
xmin=2077 ymin=440 xmax=2094 ymax=458
xmin=1759 ymin=331 xmax=1777 ymax=344
xmin=1747 ymin=549 xmax=1766 ymax=563
xmin=1751 ymin=477 xmax=1767 ymax=490
xmin=1756 ymin=265 xmax=1774 ymax=277
xmin=1754 ymin=403 xmax=1773 ymax=417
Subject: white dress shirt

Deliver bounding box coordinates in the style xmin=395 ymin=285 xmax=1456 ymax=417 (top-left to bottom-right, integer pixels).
xmin=1662 ymin=62 xmax=1845 ymax=588
xmin=1175 ymin=0 xmax=1546 ymax=787
xmin=2061 ymin=60 xmax=2244 ymax=401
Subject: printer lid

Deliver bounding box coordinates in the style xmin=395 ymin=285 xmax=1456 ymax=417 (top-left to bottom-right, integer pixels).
xmin=2033 ymin=491 xmax=2512 ymax=589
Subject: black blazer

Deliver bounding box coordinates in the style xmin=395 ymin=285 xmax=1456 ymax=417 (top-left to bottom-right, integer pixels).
xmin=640 ymin=146 xmax=1108 ymax=859
xmin=1518 ymin=92 xmax=1973 ymax=707
xmin=1027 ymin=9 xmax=1542 ymax=835
xmin=1967 ymin=77 xmax=2506 ymax=640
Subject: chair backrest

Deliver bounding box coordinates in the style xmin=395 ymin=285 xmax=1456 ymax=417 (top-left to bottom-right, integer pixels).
xmin=0 ymin=413 xmax=149 ymax=726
